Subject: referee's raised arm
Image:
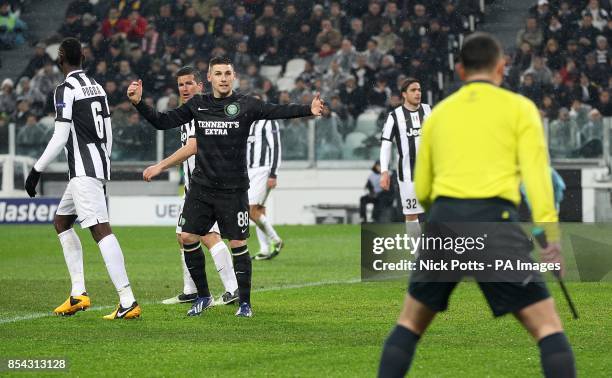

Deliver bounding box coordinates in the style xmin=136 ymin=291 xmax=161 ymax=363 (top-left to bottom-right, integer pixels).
xmin=127 ymin=79 xmax=194 ymax=130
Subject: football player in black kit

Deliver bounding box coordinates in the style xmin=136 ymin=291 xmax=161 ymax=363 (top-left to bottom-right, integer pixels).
xmin=127 ymin=56 xmax=324 ymax=317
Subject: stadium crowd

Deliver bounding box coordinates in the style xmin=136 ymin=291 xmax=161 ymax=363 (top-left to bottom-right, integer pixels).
xmin=3 ymin=0 xmax=610 ymax=161
xmin=0 ymin=0 xmax=483 ymax=160
xmin=509 ymin=0 xmax=612 ymax=158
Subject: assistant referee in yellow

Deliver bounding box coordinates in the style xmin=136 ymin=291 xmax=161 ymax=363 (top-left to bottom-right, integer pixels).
xmin=378 ymin=33 xmax=575 ymax=377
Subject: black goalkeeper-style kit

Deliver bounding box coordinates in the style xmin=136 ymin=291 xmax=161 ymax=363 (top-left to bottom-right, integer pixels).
xmin=135 ymin=93 xmax=312 ymax=239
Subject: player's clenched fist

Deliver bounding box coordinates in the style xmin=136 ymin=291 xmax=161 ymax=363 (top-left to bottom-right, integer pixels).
xmin=380 ymin=171 xmax=391 ymax=191
xmin=127 ymin=79 xmax=143 ymax=105
xmin=311 ymin=92 xmax=324 ymax=116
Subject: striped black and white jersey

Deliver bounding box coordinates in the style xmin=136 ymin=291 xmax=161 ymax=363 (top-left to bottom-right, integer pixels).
xmin=55 ymin=69 xmax=112 ymax=180
xmin=380 ymin=103 xmax=432 ymax=182
xmin=180 ymin=119 xmax=196 ymax=192
xmin=246 ymin=119 xmax=281 ymax=178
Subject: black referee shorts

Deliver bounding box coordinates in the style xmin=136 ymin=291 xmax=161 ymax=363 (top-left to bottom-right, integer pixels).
xmin=408 ymin=197 xmax=550 ymax=317
xmin=180 ymin=182 xmax=250 ymax=240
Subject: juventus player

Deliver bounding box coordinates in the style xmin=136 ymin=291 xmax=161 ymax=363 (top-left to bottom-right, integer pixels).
xmin=24 ymin=38 xmax=140 ymax=319
xmin=128 ymin=56 xmax=324 ymax=317
xmin=142 ymin=67 xmax=239 ymax=305
xmin=380 ymin=78 xmax=431 ymax=235
xmin=247 ymin=115 xmax=284 ymax=260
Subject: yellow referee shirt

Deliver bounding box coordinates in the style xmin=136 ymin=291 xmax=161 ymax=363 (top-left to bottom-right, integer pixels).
xmin=414 ymin=81 xmax=558 ymax=229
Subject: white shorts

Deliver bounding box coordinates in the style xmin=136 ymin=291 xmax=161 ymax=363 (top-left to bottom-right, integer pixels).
xmin=248 ymin=166 xmax=271 ymax=205
xmin=398 ymin=179 xmax=424 ymax=215
xmin=176 ymin=194 xmax=220 ymax=234
xmin=56 ymin=176 xmax=109 ymax=228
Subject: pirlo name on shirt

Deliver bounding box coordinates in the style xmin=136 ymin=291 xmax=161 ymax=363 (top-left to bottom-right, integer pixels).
xmin=197 ymin=121 xmax=240 ymax=135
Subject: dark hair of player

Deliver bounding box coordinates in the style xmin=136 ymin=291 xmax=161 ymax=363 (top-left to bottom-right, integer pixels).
xmin=459 ymin=32 xmax=503 ymax=73
xmin=400 ymin=77 xmax=420 ymax=93
xmin=176 ymin=66 xmax=203 ymax=84
xmin=209 ymin=56 xmax=233 ymax=69
xmin=60 ymin=37 xmax=83 ymax=67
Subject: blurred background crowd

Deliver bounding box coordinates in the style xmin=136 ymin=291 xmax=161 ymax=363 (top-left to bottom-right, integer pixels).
xmin=0 ymin=0 xmax=610 ymax=162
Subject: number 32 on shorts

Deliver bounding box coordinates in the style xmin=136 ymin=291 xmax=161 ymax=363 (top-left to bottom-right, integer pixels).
xmin=237 ymin=211 xmax=249 ymax=227
xmin=406 ymin=199 xmax=417 ymax=209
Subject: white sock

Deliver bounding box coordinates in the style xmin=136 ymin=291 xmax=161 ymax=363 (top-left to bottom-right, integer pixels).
xmin=256 ymin=226 xmax=270 ymax=253
xmin=98 ymin=234 xmax=135 ymax=308
xmin=180 ymin=249 xmax=197 ymax=295
xmin=258 ymin=214 xmax=280 ymax=243
xmin=209 ymin=242 xmax=238 ymax=293
xmin=405 ymin=219 xmax=421 ymax=255
xmin=58 ymin=229 xmax=86 ymax=296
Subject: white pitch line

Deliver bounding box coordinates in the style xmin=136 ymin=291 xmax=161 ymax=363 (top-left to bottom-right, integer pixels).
xmin=0 ymin=278 xmax=360 ymax=325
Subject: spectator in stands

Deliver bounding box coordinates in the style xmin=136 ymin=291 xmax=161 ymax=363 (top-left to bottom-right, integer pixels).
xmin=92 ymin=60 xmax=111 ymax=86
xmin=383 ymin=1 xmax=401 ymax=31
xmin=578 ymin=109 xmax=603 ymax=151
xmin=559 ymin=58 xmax=579 ymax=84
xmin=411 ymin=3 xmax=430 ymax=36
xmin=577 ymin=73 xmax=599 ymax=106
xmin=316 ymin=19 xmax=342 ymax=50
xmin=16 ymin=113 xmax=46 ymax=157
xmin=564 ymin=39 xmax=581 ymax=63
xmin=545 ymin=16 xmax=567 ymax=47
xmin=20 ymin=42 xmax=53 ymax=80
xmin=238 ymin=78 xmax=251 ymax=94
xmin=281 ymin=3 xmax=300 ymax=36
xmin=257 ymin=3 xmax=280 ymax=30
xmin=516 ymin=17 xmax=543 ymax=50
xmin=570 ymin=98 xmax=592 ymax=126
xmin=57 ymin=11 xmax=82 ymax=39
xmin=114 ymin=111 xmax=154 ymax=161
xmin=124 ymin=10 xmax=147 ymax=41
xmin=309 ymin=4 xmax=325 ymax=34
xmin=363 ymin=39 xmax=383 ymax=70
xmin=582 ymin=0 xmax=609 ymax=31
xmin=352 ymin=53 xmax=376 ymax=87
xmin=115 ymin=60 xmax=136 ymax=90
xmin=519 ymin=73 xmax=543 ymax=105
xmin=155 ymin=3 xmax=175 ymax=37
xmin=216 ymin=23 xmax=240 ymax=54
xmin=143 ymin=59 xmax=172 ymax=94
xmin=128 ymin=44 xmax=150 ymax=78
xmin=323 ymin=60 xmax=349 ymax=94
xmin=101 ymin=7 xmax=124 ymax=39
xmin=66 ymin=0 xmax=93 ymax=17
xmin=362 ymin=1 xmax=384 ymax=36
xmin=398 ymin=19 xmax=420 ymax=52
xmin=378 ymin=55 xmax=400 ymax=88
xmin=228 ymin=5 xmax=253 ymax=36
xmin=0 ymin=0 xmax=26 ymax=49
xmin=12 ymin=97 xmax=31 ymax=128
xmin=548 ymin=71 xmax=571 ymax=107
xmin=594 ymin=35 xmax=610 ymax=65
xmin=249 ymin=23 xmax=270 ymax=58
xmin=16 ymin=76 xmax=44 ymax=112
xmin=206 ymin=5 xmax=225 ymax=37
xmin=597 ymin=90 xmax=612 ymax=116
xmin=368 ymin=77 xmax=391 ymax=109
xmin=390 ymin=40 xmax=409 ymax=71
xmin=549 ymin=108 xmax=578 ymax=157
xmin=290 ymin=78 xmax=308 ymax=103
xmin=233 ymin=41 xmax=253 ymax=75
xmin=315 ymin=105 xmax=343 ymax=160
xmin=530 ymin=0 xmax=552 ymax=25
xmin=245 ymin=63 xmax=264 ymax=89
xmin=375 ymin=22 xmax=400 ymax=54
xmin=104 ymin=80 xmax=121 ymax=110
xmin=440 ymin=1 xmax=464 ymax=36
xmin=348 ymin=17 xmax=368 ymax=52
xmin=0 ymin=78 xmax=15 ymax=115
xmin=541 ymin=94 xmax=559 ymax=119
xmin=524 ymin=55 xmax=553 ymax=87
xmin=583 ymin=52 xmax=608 ymax=86
xmin=330 ymin=95 xmax=352 ymax=136
xmin=189 ymin=21 xmax=213 ymax=60
xmin=339 ymin=76 xmax=367 ymax=119
xmin=334 ymin=39 xmax=358 ymax=73
xmin=576 ymin=14 xmax=599 ymax=49
xmin=543 ymin=38 xmax=564 ymax=71
xmin=330 ymin=1 xmax=350 ymax=35
xmin=313 ymin=42 xmax=336 ymax=74
xmin=182 ymin=5 xmax=204 ymax=33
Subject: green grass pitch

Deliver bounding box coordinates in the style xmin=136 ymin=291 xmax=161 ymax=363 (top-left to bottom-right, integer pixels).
xmin=0 ymin=225 xmax=610 ymax=377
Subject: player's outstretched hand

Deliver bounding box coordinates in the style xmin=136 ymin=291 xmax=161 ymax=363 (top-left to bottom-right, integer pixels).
xmin=127 ymin=79 xmax=143 ymax=105
xmin=143 ymin=164 xmax=162 ymax=182
xmin=25 ymin=167 xmax=41 ymax=197
xmin=380 ymin=171 xmax=391 ymax=191
xmin=541 ymin=241 xmax=565 ymax=277
xmin=311 ymin=92 xmax=324 ymax=116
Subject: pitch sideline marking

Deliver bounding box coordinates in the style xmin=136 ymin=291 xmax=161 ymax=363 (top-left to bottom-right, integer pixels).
xmin=0 ymin=278 xmax=361 ymax=325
